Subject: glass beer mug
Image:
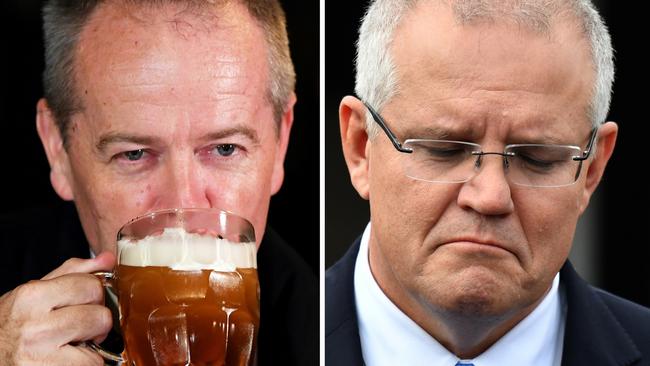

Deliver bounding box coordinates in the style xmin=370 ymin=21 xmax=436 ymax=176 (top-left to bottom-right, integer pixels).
xmin=91 ymin=208 xmax=259 ymax=365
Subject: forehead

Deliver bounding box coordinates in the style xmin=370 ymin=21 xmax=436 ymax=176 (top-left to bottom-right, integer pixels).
xmin=386 ymin=2 xmax=594 ymax=139
xmin=74 ymin=1 xmax=269 ymax=107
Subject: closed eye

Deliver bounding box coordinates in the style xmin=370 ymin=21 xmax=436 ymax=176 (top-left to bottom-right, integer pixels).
xmin=425 ymin=147 xmax=466 ymax=158
xmin=516 ymin=153 xmax=561 ymax=170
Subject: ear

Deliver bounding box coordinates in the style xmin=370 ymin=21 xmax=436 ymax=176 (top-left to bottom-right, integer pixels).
xmin=270 ymin=92 xmax=296 ymax=195
xmin=578 ymin=121 xmax=618 ymax=213
xmin=340 ymin=96 xmax=370 ymax=200
xmin=36 ymin=98 xmax=75 ymax=201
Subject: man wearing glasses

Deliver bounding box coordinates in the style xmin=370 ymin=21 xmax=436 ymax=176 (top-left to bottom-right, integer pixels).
xmin=326 ymin=0 xmax=650 ymax=365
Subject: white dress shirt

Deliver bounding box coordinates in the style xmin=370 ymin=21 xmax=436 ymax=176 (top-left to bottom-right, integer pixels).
xmin=354 ymin=223 xmax=567 ymax=366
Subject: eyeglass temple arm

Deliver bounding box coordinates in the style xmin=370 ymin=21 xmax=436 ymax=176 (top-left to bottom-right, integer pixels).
xmin=573 ymin=127 xmax=598 ymax=161
xmin=571 ymin=127 xmax=598 ymax=180
xmin=363 ymin=102 xmax=413 ymax=153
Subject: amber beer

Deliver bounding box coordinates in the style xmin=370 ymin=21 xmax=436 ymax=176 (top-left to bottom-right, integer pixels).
xmin=116 ymin=225 xmax=259 ymax=366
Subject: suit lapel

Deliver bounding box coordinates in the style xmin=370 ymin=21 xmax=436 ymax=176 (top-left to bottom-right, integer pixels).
xmin=326 ymin=238 xmax=365 ymax=365
xmin=326 ymin=244 xmax=645 ymax=366
xmin=560 ymin=262 xmax=641 ymax=366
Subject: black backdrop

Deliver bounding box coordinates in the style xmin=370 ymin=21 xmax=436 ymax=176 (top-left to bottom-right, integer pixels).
xmin=3 ymin=0 xmax=649 ymax=308
xmin=325 ymin=0 xmax=650 ymax=307
xmin=1 ymin=1 xmax=318 ymax=274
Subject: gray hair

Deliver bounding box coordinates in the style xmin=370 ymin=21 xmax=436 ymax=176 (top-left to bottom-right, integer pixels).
xmin=42 ymin=0 xmax=295 ymax=146
xmin=355 ymin=0 xmax=614 ymax=138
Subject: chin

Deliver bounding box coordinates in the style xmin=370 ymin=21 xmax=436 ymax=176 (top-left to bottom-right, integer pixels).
xmin=447 ymin=289 xmax=502 ymax=318
xmin=422 ymin=265 xmax=517 ymax=318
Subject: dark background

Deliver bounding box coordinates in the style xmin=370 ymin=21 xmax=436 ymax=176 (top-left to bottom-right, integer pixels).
xmin=1 ymin=1 xmax=318 ymax=274
xmin=325 ymin=1 xmax=650 ymax=307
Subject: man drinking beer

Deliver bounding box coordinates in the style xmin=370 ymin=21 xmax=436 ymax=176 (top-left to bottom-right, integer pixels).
xmin=0 ymin=0 xmax=317 ymax=364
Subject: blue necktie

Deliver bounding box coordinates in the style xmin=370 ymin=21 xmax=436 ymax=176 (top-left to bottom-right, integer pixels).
xmin=455 ymin=363 xmax=475 ymax=366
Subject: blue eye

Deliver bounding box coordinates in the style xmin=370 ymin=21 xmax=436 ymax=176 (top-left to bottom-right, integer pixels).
xmin=215 ymin=144 xmax=236 ymax=156
xmin=123 ymin=149 xmax=145 ymax=161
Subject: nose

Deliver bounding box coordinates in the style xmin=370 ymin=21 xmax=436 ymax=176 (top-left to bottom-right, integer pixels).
xmin=158 ymin=154 xmax=212 ymax=209
xmin=456 ymin=153 xmax=514 ymax=216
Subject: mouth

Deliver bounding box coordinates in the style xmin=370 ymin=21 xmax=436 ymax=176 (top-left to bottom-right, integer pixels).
xmin=439 ymin=238 xmax=514 ymax=256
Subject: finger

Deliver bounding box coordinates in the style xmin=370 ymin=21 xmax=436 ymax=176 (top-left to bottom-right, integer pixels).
xmin=45 ymin=344 xmax=105 ymax=366
xmin=42 ymin=252 xmax=116 ymax=280
xmin=34 ymin=304 xmax=112 ymax=347
xmin=16 ymin=274 xmax=104 ymax=314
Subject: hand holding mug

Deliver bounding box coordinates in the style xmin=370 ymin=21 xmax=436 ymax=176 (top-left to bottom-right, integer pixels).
xmin=0 ymin=254 xmax=115 ymax=365
xmin=92 ymin=208 xmax=260 ymax=365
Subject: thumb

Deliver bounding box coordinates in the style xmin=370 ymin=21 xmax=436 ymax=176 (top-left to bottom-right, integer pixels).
xmin=42 ymin=252 xmax=116 ymax=280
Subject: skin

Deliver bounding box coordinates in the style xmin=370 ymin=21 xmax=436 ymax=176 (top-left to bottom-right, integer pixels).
xmin=0 ymin=1 xmax=294 ymax=364
xmin=340 ymin=2 xmax=617 ymax=359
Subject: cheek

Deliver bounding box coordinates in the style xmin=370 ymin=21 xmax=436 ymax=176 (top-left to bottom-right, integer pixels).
xmin=70 ymin=142 xmax=278 ymax=250
xmin=70 ymin=169 xmax=140 ymax=254
xmin=217 ymin=174 xmax=272 ymax=223
xmin=515 ymin=188 xmax=581 ymax=272
xmin=202 ymin=157 xmax=276 ymax=241
xmin=368 ymin=147 xmax=457 ymax=270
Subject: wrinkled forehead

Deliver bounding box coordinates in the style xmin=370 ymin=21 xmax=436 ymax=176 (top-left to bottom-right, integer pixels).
xmin=74 ymin=0 xmax=270 ymax=105
xmin=79 ymin=0 xmax=267 ymax=54
xmin=94 ymin=0 xmax=240 ymax=25
xmin=437 ymin=0 xmax=569 ymax=27
xmin=386 ymin=1 xmax=593 ymax=133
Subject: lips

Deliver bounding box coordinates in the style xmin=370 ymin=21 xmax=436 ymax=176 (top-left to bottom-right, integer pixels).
xmin=439 ymin=237 xmax=515 ymax=256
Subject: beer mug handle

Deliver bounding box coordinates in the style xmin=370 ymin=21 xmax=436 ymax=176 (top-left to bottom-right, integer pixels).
xmin=87 ymin=271 xmax=124 ymax=362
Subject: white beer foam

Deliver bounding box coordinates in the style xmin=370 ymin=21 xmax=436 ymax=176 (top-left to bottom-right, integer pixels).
xmin=118 ymin=228 xmax=256 ymax=271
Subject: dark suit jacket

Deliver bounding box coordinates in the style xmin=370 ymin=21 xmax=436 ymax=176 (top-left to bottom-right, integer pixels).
xmin=1 ymin=202 xmax=318 ymax=366
xmin=326 ymin=238 xmax=650 ymax=366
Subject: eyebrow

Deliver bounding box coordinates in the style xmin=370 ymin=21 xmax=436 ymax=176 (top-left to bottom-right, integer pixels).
xmin=198 ymin=125 xmax=260 ymax=145
xmin=508 ymin=131 xmax=577 ymax=146
xmin=96 ymin=125 xmax=260 ymax=153
xmin=96 ymin=133 xmax=160 ymax=152
xmin=400 ymin=124 xmax=470 ymax=141
xmin=516 ymin=136 xmax=567 ymax=145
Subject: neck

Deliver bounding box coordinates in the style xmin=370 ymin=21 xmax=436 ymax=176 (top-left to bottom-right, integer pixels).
xmin=417 ymin=295 xmax=545 ymax=358
xmin=367 ymin=236 xmax=549 ymax=359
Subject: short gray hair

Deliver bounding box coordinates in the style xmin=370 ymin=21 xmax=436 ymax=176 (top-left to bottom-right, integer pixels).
xmin=355 ymin=0 xmax=614 ymax=137
xmin=42 ymin=0 xmax=295 ymax=146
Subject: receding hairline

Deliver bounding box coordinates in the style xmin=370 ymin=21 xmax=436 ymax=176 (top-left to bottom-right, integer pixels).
xmin=70 ymin=0 xmax=273 ymax=116
xmin=98 ymin=0 xmax=233 ymax=26
xmin=390 ymin=1 xmax=595 ymax=80
xmin=356 ymin=0 xmax=608 ymax=139
xmin=42 ymin=0 xmax=295 ymax=146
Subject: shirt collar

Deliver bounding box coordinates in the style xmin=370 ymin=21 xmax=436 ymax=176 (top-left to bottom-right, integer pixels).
xmin=354 ymin=222 xmax=566 ymax=366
